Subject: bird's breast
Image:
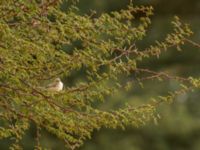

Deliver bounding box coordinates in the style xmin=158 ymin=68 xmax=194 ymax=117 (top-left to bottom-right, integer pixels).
xmin=57 ymin=81 xmax=63 ymax=91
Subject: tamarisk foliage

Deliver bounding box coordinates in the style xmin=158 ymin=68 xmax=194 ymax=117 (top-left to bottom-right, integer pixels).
xmin=0 ymin=0 xmax=200 ymax=149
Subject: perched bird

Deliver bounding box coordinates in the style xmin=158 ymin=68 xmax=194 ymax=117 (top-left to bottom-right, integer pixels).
xmin=46 ymin=78 xmax=63 ymax=92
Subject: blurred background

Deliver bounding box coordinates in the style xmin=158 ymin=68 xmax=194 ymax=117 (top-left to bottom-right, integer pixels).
xmin=77 ymin=1 xmax=200 ymax=150
xmin=1 ymin=0 xmax=200 ymax=149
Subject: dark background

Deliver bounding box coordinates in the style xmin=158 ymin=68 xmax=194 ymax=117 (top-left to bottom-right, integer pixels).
xmin=1 ymin=0 xmax=200 ymax=149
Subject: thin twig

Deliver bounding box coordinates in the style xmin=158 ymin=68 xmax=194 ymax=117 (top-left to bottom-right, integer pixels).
xmin=135 ymin=68 xmax=190 ymax=82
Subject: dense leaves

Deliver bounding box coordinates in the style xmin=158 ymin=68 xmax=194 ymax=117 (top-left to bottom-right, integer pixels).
xmin=0 ymin=0 xmax=200 ymax=149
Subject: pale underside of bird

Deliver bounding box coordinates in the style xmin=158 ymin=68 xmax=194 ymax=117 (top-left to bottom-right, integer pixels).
xmin=46 ymin=78 xmax=63 ymax=92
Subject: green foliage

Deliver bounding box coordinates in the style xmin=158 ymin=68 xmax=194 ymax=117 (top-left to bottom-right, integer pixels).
xmin=0 ymin=0 xmax=199 ymax=149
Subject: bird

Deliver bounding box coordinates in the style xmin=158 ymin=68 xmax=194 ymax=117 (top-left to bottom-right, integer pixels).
xmin=46 ymin=78 xmax=63 ymax=92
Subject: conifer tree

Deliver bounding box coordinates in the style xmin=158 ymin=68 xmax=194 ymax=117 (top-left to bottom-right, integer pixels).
xmin=0 ymin=0 xmax=200 ymax=149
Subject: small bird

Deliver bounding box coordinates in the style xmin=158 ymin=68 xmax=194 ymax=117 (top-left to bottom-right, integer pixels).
xmin=46 ymin=78 xmax=63 ymax=92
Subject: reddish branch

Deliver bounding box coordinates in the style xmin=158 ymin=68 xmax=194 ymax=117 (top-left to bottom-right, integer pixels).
xmin=39 ymin=0 xmax=60 ymax=16
xmin=135 ymin=68 xmax=190 ymax=82
xmin=184 ymin=38 xmax=200 ymax=49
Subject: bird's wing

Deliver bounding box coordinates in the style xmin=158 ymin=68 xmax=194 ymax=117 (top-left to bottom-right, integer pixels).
xmin=46 ymin=81 xmax=57 ymax=88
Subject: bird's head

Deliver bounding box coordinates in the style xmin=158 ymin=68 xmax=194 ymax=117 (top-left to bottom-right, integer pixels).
xmin=54 ymin=78 xmax=61 ymax=83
